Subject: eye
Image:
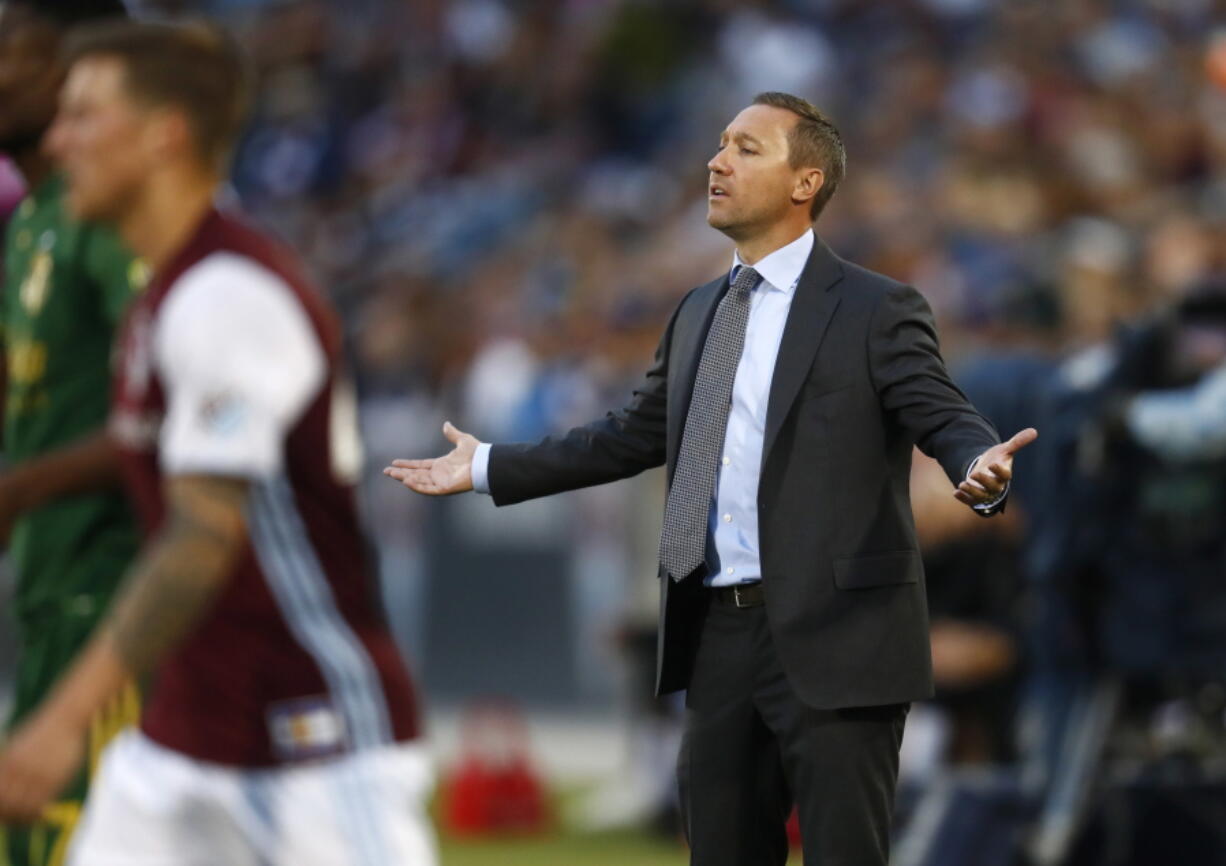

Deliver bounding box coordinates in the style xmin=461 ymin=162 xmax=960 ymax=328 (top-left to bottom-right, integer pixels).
xmin=740 ymin=147 xmax=755 ymax=156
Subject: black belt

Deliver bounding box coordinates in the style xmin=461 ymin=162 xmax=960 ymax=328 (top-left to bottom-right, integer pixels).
xmin=711 ymin=581 xmax=764 ymax=608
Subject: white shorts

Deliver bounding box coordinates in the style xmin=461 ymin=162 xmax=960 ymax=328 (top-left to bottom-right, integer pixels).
xmin=68 ymin=730 xmax=437 ymax=866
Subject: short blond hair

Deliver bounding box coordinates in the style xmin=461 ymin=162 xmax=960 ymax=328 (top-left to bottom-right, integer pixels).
xmin=65 ymin=20 xmax=249 ymax=171
xmin=752 ymin=92 xmax=845 ymax=220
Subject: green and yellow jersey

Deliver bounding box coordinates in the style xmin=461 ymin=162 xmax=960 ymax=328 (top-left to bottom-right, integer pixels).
xmin=2 ymin=172 xmax=142 ymax=631
xmin=2 ymin=173 xmax=143 ymax=866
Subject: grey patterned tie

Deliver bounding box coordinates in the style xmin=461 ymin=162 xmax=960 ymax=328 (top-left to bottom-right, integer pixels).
xmin=659 ymin=265 xmax=759 ymax=581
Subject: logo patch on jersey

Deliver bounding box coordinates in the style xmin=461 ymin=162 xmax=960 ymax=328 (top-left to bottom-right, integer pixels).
xmin=128 ymin=259 xmax=151 ymax=292
xmin=268 ymin=696 xmax=347 ymax=761
xmin=19 ymin=250 xmax=53 ymax=315
xmin=199 ymin=392 xmax=248 ymax=436
xmin=7 ymin=339 xmax=47 ymax=384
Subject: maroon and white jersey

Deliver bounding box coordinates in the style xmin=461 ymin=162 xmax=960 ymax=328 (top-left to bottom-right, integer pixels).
xmin=111 ymin=208 xmax=420 ymax=767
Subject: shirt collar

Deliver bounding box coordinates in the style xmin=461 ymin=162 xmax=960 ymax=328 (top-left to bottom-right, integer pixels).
xmin=730 ymin=229 xmax=814 ymax=296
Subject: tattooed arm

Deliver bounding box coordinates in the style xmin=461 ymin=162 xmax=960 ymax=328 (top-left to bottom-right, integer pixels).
xmin=0 ymin=475 xmax=247 ymax=822
xmin=107 ymin=475 xmax=248 ymax=672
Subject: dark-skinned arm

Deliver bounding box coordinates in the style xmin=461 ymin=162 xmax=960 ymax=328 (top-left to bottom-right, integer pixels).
xmin=0 ymin=474 xmax=247 ymax=822
xmin=0 ymin=431 xmax=124 ymax=542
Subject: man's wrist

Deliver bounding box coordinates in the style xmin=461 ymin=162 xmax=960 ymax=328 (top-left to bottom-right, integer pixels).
xmin=972 ymin=487 xmax=1007 ymax=511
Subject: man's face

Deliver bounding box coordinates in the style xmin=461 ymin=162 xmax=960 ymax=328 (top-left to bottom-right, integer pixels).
xmin=0 ymin=6 xmax=64 ymax=154
xmin=707 ymin=104 xmax=806 ymax=240
xmin=46 ymin=57 xmax=150 ymax=222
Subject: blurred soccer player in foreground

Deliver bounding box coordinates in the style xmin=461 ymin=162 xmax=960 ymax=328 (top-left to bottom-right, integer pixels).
xmin=0 ymin=3 xmax=143 ymax=863
xmin=0 ymin=20 xmax=435 ymax=865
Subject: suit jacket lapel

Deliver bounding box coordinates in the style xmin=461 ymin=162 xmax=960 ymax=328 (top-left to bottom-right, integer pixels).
xmin=762 ymin=237 xmax=844 ymax=464
xmin=667 ymin=274 xmax=728 ymax=475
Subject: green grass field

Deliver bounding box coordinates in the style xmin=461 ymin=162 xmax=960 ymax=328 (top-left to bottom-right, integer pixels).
xmin=439 ymin=827 xmax=802 ymax=865
xmin=432 ymin=784 xmax=803 ymax=865
xmin=439 ymin=828 xmax=690 ymax=866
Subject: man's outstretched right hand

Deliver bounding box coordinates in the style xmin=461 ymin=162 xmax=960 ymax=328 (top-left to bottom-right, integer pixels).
xmin=383 ymin=421 xmax=479 ymax=495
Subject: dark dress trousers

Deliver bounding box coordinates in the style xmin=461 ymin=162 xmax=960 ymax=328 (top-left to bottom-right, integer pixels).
xmin=484 ymin=236 xmax=1003 ymax=864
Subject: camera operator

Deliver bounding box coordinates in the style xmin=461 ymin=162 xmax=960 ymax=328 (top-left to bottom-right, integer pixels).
xmin=1020 ymin=281 xmax=1226 ymax=865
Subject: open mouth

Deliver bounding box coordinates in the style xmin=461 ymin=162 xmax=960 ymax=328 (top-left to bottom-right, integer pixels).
xmin=709 ymin=184 xmax=728 ymax=198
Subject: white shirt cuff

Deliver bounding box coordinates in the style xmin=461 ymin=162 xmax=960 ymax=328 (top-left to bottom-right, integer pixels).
xmin=471 ymin=442 xmax=492 ymax=494
xmin=966 ymin=455 xmax=1008 ymax=512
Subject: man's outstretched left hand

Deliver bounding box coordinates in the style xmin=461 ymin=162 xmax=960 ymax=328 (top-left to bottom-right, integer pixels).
xmin=955 ymin=427 xmax=1038 ymax=509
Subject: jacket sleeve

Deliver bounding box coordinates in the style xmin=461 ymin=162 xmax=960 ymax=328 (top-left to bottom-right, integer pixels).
xmin=486 ymin=299 xmax=682 ymax=506
xmin=868 ymin=283 xmax=1001 ymax=490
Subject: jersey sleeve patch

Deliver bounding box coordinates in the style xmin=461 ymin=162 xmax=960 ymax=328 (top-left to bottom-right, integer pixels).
xmin=153 ymin=252 xmax=326 ymax=479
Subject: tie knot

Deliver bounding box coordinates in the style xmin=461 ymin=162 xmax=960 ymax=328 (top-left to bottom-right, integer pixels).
xmin=732 ymin=266 xmax=759 ymax=296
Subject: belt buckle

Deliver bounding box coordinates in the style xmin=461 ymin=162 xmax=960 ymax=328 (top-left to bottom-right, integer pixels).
xmin=733 ymin=584 xmax=752 ymax=608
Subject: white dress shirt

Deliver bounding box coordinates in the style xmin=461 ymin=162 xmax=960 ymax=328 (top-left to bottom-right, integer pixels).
xmin=472 ymin=228 xmax=1002 ymax=585
xmin=703 ymin=230 xmax=814 ymax=586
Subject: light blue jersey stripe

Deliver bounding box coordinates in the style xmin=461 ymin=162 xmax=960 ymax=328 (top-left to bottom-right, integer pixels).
xmin=333 ymin=759 xmax=390 ymax=866
xmin=246 ymin=478 xmax=395 ymax=864
xmin=248 ymin=478 xmax=393 ymax=748
xmin=239 ymin=774 xmax=277 ymax=866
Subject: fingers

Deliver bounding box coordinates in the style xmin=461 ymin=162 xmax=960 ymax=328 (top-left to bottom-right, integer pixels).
xmin=970 ymin=463 xmax=1009 ymax=495
xmin=442 ymin=421 xmax=470 ymax=444
xmin=386 ymin=424 xmax=473 ymax=477
xmin=381 ymin=465 xmax=469 ymax=495
xmin=1004 ymin=427 xmax=1038 ymax=454
xmin=956 ymin=475 xmax=1000 ymax=503
xmin=956 ymin=479 xmax=987 ymax=501
xmin=390 ymin=458 xmax=434 ymax=469
xmin=382 ymin=466 xmax=438 ymax=492
xmin=383 ymin=466 xmax=418 ymax=484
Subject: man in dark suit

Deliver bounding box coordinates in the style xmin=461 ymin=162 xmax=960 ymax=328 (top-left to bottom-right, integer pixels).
xmin=386 ymin=91 xmax=1036 ymax=866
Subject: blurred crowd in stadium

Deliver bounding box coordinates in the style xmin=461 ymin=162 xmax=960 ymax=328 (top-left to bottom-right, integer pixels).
xmin=211 ymin=0 xmax=1225 ymax=394
xmin=3 ymin=0 xmax=1226 ymax=862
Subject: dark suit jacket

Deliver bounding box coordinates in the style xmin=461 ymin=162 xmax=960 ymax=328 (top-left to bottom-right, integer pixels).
xmin=487 ymin=235 xmax=1002 ymax=709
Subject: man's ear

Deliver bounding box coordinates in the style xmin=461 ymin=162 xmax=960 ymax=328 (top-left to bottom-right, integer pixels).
xmin=793 ymin=167 xmax=825 ymax=209
xmin=144 ymin=107 xmax=193 ymax=165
